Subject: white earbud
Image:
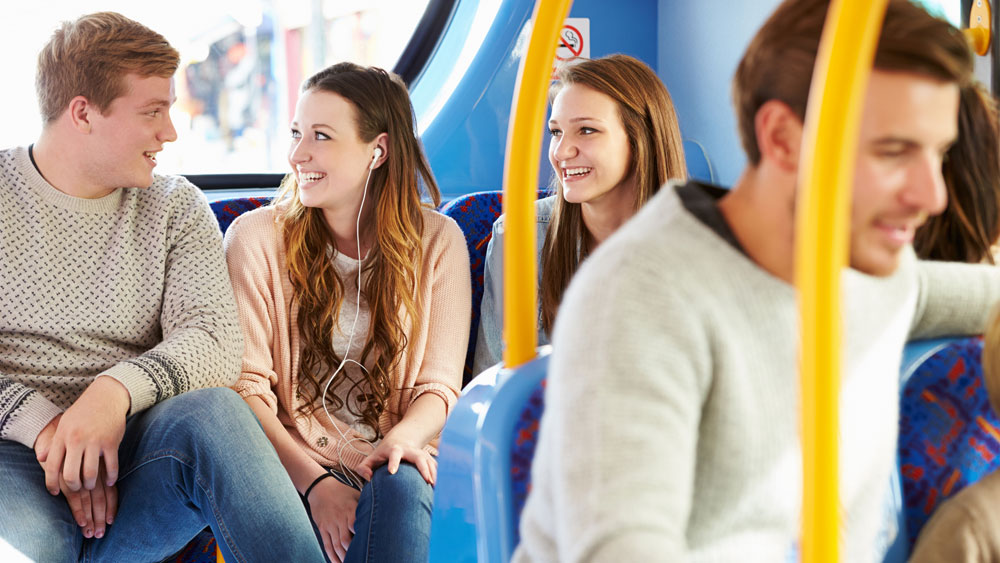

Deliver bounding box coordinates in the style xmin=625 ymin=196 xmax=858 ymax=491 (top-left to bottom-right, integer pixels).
xmin=370 ymin=146 xmax=383 ymax=170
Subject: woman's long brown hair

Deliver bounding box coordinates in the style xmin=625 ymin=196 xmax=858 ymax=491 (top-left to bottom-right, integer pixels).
xmin=540 ymin=54 xmax=688 ymax=334
xmin=275 ymin=62 xmax=441 ymax=436
xmin=914 ymin=83 xmax=1000 ymax=264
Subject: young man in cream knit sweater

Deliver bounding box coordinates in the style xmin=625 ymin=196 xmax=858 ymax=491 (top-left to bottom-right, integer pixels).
xmin=515 ymin=0 xmax=1000 ymax=561
xmin=0 ymin=12 xmax=323 ymax=562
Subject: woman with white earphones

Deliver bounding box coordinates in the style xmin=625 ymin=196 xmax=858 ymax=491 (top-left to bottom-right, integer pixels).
xmin=223 ymin=62 xmax=470 ymax=563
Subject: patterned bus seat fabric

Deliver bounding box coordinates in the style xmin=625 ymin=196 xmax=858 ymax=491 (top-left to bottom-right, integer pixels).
xmin=209 ymin=196 xmax=272 ymax=235
xmin=174 ymin=529 xmax=217 ymax=563
xmin=510 ymin=378 xmax=546 ymax=545
xmin=898 ymin=337 xmax=1000 ymax=549
xmin=438 ymin=190 xmax=549 ymax=386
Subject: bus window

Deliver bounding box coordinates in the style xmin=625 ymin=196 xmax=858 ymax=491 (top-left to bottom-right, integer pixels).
xmin=3 ymin=1 xmax=435 ymax=176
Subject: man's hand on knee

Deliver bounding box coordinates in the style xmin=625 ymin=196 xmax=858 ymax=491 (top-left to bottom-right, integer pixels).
xmin=42 ymin=376 xmax=130 ymax=495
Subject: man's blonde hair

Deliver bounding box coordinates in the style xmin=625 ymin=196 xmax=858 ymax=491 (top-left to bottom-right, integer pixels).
xmin=36 ymin=12 xmax=179 ymax=124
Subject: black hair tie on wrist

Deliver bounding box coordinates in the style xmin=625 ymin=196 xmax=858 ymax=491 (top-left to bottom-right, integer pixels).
xmin=304 ymin=471 xmax=335 ymax=501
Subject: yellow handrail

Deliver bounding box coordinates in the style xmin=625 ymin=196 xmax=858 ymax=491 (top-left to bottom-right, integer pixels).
xmin=501 ymin=0 xmax=573 ymax=368
xmin=795 ymin=0 xmax=887 ymax=561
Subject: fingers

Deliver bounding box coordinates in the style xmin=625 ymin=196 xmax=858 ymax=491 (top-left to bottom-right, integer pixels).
xmin=79 ymin=487 xmax=94 ymax=538
xmin=91 ymin=480 xmax=107 ymax=539
xmin=105 ymin=482 xmax=118 ymax=526
xmin=103 ymin=450 xmax=119 ymax=486
xmin=61 ymin=442 xmax=84 ymax=492
xmin=35 ymin=441 xmax=50 ymax=463
xmin=321 ymin=528 xmax=340 ymax=563
xmin=64 ymin=486 xmax=87 ymax=530
xmin=82 ymin=445 xmax=101 ymax=490
xmin=414 ymin=454 xmax=434 ymax=485
xmin=356 ymin=462 xmax=373 ymax=481
xmin=388 ymin=445 xmax=403 ymax=475
xmin=44 ymin=441 xmax=66 ymax=495
xmin=338 ymin=522 xmax=352 ymax=560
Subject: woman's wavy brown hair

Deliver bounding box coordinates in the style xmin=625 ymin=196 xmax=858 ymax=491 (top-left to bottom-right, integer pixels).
xmin=275 ymin=62 xmax=441 ymax=436
xmin=914 ymin=83 xmax=1000 ymax=264
xmin=540 ymin=54 xmax=687 ymax=334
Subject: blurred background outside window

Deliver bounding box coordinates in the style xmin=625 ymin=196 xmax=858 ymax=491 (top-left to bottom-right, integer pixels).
xmin=3 ymin=0 xmax=432 ymax=174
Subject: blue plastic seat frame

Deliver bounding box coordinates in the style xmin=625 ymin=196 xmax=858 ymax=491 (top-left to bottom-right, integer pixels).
xmin=428 ymin=348 xmax=550 ymax=562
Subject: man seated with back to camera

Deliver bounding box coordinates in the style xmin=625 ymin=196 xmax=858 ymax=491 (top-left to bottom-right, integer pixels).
xmin=514 ymin=0 xmax=1000 ymax=561
xmin=0 ymin=12 xmax=325 ymax=562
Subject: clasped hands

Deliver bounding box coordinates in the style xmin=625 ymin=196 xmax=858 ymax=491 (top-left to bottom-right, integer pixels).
xmin=32 ymin=377 xmax=130 ymax=540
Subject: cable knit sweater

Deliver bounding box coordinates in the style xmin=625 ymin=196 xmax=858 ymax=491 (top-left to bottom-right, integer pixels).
xmin=0 ymin=146 xmax=243 ymax=448
xmin=224 ymin=204 xmax=471 ymax=473
xmin=514 ymin=181 xmax=1000 ymax=563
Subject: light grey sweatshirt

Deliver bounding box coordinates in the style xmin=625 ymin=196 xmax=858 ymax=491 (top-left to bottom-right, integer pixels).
xmin=514 ymin=181 xmax=1000 ymax=563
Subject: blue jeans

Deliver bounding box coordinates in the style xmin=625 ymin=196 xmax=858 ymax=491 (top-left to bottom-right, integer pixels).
xmin=305 ymin=463 xmax=433 ymax=563
xmin=0 ymin=388 xmax=325 ymax=563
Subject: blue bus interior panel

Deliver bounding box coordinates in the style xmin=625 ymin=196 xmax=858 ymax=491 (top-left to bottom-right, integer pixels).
xmin=657 ymin=0 xmax=782 ymax=187
xmin=412 ymin=0 xmax=659 ymax=199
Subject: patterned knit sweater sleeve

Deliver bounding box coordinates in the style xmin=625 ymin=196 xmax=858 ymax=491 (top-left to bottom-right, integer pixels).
xmin=0 ymin=380 xmax=64 ymax=449
xmin=98 ymin=180 xmax=243 ymax=415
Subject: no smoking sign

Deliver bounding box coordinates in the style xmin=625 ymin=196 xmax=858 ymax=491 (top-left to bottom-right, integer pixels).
xmin=554 ymin=18 xmax=590 ymax=70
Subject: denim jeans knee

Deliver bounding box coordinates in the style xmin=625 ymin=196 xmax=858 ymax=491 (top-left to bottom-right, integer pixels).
xmin=346 ymin=462 xmax=434 ymax=563
xmin=0 ymin=440 xmax=81 ymax=562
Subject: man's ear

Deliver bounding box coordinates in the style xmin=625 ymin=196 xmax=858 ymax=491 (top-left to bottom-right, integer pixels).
xmin=67 ymin=96 xmax=94 ymax=133
xmin=754 ymin=100 xmax=803 ymax=173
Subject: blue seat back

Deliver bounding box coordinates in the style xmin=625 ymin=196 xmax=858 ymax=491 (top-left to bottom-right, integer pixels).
xmin=897 ymin=336 xmax=1000 ymax=551
xmin=683 ymin=138 xmax=715 ymax=183
xmin=428 ymin=350 xmax=550 ymax=562
xmin=438 ymin=191 xmax=504 ymax=384
xmin=438 ymin=190 xmax=549 ymax=385
xmin=209 ymin=196 xmax=272 ymax=234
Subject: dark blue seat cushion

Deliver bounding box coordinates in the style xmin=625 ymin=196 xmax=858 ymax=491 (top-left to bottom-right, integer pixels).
xmin=209 ymin=197 xmax=272 ymax=235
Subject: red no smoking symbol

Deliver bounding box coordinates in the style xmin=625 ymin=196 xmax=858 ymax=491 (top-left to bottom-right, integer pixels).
xmin=555 ymin=25 xmax=584 ymax=60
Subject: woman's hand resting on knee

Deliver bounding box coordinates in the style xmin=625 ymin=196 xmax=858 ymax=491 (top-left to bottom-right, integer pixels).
xmin=356 ymin=434 xmax=437 ymax=485
xmin=308 ymin=477 xmax=360 ymax=563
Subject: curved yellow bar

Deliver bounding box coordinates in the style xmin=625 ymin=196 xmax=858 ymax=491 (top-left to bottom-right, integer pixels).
xmin=795 ymin=0 xmax=887 ymax=561
xmin=502 ymin=0 xmax=573 ymax=368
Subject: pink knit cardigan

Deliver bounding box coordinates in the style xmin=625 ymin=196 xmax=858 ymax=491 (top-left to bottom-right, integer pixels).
xmin=224 ymin=204 xmax=471 ymax=473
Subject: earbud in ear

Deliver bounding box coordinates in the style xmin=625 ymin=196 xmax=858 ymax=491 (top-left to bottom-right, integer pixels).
xmin=370 ymin=147 xmax=383 ymax=170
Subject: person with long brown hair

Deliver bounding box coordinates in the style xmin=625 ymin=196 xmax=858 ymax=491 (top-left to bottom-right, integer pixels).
xmin=473 ymin=54 xmax=687 ymax=374
xmin=913 ymin=82 xmax=1000 ymax=264
xmin=224 ymin=62 xmax=470 ymax=563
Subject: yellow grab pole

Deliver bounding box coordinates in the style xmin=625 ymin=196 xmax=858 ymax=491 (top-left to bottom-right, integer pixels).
xmin=796 ymin=0 xmax=886 ymax=561
xmin=502 ymin=0 xmax=573 ymax=368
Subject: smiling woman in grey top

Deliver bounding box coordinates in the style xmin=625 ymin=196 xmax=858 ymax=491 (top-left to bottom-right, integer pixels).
xmin=472 ymin=54 xmax=688 ymax=374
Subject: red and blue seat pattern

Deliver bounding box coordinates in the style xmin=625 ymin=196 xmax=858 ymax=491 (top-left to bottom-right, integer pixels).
xmin=898 ymin=336 xmax=1000 ymax=550
xmin=209 ymin=196 xmax=272 ymax=234
xmin=438 ymin=191 xmax=505 ymax=385
xmin=510 ymin=378 xmax=545 ymax=543
xmin=438 ymin=190 xmax=550 ymax=385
